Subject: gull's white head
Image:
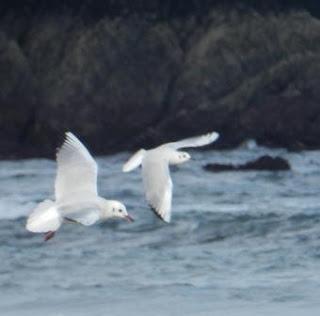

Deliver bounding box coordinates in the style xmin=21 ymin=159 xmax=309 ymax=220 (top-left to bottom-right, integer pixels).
xmin=179 ymin=151 xmax=191 ymax=162
xmin=101 ymin=200 xmax=134 ymax=222
xmin=169 ymin=151 xmax=191 ymax=165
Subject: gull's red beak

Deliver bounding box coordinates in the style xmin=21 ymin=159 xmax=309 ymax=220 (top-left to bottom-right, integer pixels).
xmin=125 ymin=214 xmax=134 ymax=222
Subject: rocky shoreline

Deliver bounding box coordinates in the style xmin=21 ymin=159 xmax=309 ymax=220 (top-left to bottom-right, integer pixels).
xmin=1 ymin=1 xmax=320 ymax=159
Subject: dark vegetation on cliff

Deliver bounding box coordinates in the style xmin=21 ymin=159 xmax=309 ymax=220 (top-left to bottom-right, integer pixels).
xmin=1 ymin=1 xmax=320 ymax=158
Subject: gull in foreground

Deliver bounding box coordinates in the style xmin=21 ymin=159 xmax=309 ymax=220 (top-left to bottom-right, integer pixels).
xmin=26 ymin=132 xmax=133 ymax=241
xmin=123 ymin=132 xmax=219 ymax=223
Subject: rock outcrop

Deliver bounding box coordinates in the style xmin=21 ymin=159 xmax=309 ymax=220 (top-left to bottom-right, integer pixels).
xmin=204 ymin=155 xmax=291 ymax=172
xmin=1 ymin=1 xmax=320 ymax=158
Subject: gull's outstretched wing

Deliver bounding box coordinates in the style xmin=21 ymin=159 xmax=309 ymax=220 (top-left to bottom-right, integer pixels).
xmin=142 ymin=155 xmax=172 ymax=223
xmin=166 ymin=132 xmax=219 ymax=150
xmin=122 ymin=149 xmax=146 ymax=172
xmin=55 ymin=132 xmax=98 ymax=201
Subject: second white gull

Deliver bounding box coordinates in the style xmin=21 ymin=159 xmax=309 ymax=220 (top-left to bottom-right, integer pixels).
xmin=123 ymin=132 xmax=219 ymax=223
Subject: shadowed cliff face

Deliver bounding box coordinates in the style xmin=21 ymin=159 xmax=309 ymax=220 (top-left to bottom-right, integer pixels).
xmin=1 ymin=2 xmax=320 ymax=158
xmin=154 ymin=10 xmax=320 ymax=149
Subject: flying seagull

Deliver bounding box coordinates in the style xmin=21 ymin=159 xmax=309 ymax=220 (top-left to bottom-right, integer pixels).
xmin=26 ymin=132 xmax=133 ymax=241
xmin=122 ymin=132 xmax=219 ymax=223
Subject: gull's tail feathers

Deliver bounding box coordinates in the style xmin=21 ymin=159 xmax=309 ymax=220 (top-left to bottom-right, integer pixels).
xmin=26 ymin=200 xmax=63 ymax=233
xmin=122 ymin=149 xmax=146 ymax=172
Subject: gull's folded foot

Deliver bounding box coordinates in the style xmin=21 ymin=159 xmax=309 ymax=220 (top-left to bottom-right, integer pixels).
xmin=44 ymin=231 xmax=55 ymax=241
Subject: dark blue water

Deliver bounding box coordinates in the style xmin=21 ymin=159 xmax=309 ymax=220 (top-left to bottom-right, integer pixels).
xmin=1 ymin=146 xmax=320 ymax=315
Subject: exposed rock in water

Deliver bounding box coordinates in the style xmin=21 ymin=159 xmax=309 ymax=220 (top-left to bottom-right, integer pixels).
xmin=204 ymin=155 xmax=291 ymax=172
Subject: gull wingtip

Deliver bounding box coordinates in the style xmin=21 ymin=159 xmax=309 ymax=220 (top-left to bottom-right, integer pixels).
xmin=209 ymin=131 xmax=219 ymax=142
xmin=65 ymin=131 xmax=77 ymax=140
xmin=122 ymin=165 xmax=130 ymax=173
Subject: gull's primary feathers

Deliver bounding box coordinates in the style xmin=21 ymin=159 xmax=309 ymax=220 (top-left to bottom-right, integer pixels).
xmin=55 ymin=132 xmax=98 ymax=201
xmin=123 ymin=132 xmax=219 ymax=222
xmin=26 ymin=132 xmax=133 ymax=241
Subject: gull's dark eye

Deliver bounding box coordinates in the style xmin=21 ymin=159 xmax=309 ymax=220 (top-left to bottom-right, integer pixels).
xmin=119 ymin=209 xmax=122 ymax=213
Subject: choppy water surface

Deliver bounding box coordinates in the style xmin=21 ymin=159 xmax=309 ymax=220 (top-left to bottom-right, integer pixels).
xmin=1 ymin=146 xmax=320 ymax=316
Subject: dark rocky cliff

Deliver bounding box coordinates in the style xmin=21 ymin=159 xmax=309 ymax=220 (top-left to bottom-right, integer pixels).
xmin=1 ymin=1 xmax=320 ymax=158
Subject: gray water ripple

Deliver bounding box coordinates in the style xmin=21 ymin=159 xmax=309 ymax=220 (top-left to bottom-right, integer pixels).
xmin=1 ymin=149 xmax=320 ymax=315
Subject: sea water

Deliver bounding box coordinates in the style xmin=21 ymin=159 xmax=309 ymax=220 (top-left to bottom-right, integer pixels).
xmin=1 ymin=146 xmax=320 ymax=315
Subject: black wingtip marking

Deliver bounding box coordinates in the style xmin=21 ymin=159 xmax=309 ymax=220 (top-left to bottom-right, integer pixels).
xmin=148 ymin=203 xmax=168 ymax=223
xmin=64 ymin=217 xmax=81 ymax=224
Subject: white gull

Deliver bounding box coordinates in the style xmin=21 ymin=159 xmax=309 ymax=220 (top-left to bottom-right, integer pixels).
xmin=123 ymin=132 xmax=219 ymax=222
xmin=26 ymin=132 xmax=133 ymax=241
